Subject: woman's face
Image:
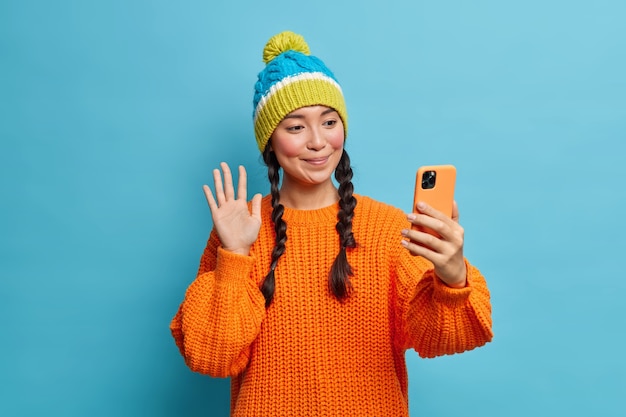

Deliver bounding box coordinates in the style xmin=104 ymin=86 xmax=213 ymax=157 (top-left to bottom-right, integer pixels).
xmin=270 ymin=105 xmax=345 ymax=188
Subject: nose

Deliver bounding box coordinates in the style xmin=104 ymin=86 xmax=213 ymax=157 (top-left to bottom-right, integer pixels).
xmin=306 ymin=126 xmax=325 ymax=151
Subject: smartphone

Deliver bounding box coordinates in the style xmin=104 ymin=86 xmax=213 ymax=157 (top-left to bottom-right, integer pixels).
xmin=411 ymin=165 xmax=456 ymax=234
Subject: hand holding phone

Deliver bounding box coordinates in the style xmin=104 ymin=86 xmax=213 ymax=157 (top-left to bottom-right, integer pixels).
xmin=406 ymin=164 xmax=466 ymax=287
xmin=411 ymin=165 xmax=456 ymax=235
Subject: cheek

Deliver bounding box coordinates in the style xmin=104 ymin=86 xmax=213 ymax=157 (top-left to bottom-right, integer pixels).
xmin=273 ymin=139 xmax=301 ymax=158
xmin=327 ymin=128 xmax=345 ymax=149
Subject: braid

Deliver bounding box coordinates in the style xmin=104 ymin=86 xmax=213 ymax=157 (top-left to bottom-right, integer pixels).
xmin=261 ymin=146 xmax=287 ymax=308
xmin=261 ymin=146 xmax=357 ymax=305
xmin=329 ymin=149 xmax=357 ymax=300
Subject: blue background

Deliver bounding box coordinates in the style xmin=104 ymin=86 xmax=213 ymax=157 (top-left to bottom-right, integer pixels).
xmin=2 ymin=0 xmax=625 ymax=416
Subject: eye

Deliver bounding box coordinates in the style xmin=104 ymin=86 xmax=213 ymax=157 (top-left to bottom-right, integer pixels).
xmin=286 ymin=125 xmax=304 ymax=132
xmin=323 ymin=119 xmax=337 ymax=127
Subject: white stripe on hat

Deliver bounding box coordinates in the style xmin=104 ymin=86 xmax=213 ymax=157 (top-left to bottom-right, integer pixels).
xmin=253 ymin=72 xmax=343 ymax=122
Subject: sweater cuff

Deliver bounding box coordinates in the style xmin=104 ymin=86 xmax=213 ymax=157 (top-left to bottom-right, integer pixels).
xmin=432 ymin=259 xmax=473 ymax=307
xmin=214 ymin=246 xmax=256 ymax=285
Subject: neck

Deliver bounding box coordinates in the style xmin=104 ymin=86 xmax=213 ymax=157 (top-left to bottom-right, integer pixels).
xmin=278 ymin=177 xmax=339 ymax=210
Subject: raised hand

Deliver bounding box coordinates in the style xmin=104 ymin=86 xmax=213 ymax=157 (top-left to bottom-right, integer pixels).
xmin=401 ymin=201 xmax=467 ymax=288
xmin=203 ymin=162 xmax=263 ymax=256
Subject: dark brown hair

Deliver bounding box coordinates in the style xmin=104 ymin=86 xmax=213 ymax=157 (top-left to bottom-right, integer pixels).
xmin=260 ymin=146 xmax=357 ymax=308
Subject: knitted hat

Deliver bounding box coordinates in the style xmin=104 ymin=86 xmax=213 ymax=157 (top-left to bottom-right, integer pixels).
xmin=253 ymin=31 xmax=348 ymax=153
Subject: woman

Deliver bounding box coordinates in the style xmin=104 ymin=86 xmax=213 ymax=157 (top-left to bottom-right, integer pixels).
xmin=171 ymin=31 xmax=493 ymax=416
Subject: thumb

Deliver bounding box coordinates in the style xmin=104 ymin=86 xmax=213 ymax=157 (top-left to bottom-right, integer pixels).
xmin=250 ymin=193 xmax=263 ymax=220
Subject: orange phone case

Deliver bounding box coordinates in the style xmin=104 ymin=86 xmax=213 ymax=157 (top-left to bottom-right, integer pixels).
xmin=412 ymin=165 xmax=456 ymax=233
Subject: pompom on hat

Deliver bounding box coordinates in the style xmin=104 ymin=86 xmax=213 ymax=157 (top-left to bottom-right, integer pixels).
xmin=253 ymin=31 xmax=348 ymax=153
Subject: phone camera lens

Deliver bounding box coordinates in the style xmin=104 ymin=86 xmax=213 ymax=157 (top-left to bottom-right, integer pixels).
xmin=421 ymin=171 xmax=436 ymax=189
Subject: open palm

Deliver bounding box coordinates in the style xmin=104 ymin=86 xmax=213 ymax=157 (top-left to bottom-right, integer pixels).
xmin=203 ymin=162 xmax=262 ymax=256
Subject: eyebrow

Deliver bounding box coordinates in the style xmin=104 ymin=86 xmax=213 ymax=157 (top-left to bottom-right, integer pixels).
xmin=283 ymin=107 xmax=337 ymax=119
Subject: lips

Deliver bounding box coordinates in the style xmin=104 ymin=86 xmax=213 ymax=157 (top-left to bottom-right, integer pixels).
xmin=303 ymin=156 xmax=330 ymax=165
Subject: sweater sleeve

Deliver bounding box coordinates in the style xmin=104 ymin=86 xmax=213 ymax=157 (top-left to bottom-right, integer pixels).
xmin=394 ymin=249 xmax=493 ymax=358
xmin=170 ymin=230 xmax=266 ymax=377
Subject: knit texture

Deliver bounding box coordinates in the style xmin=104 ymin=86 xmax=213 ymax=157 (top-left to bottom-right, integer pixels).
xmin=253 ymin=31 xmax=348 ymax=152
xmin=170 ymin=195 xmax=493 ymax=416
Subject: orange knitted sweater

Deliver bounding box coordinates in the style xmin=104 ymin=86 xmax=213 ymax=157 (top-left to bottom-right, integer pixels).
xmin=170 ymin=194 xmax=493 ymax=416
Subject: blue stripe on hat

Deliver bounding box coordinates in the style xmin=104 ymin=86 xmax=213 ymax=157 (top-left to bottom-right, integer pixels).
xmin=253 ymin=51 xmax=339 ymax=115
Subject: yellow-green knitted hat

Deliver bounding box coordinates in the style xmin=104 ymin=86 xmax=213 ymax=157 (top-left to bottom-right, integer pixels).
xmin=252 ymin=31 xmax=348 ymax=152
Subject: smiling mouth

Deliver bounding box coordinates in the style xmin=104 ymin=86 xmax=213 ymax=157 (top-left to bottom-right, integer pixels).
xmin=303 ymin=156 xmax=329 ymax=165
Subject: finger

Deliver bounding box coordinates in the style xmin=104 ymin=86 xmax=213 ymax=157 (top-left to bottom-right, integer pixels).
xmin=401 ymin=237 xmax=443 ymax=262
xmin=237 ymin=165 xmax=247 ymax=201
xmin=213 ymin=168 xmax=225 ymax=206
xmin=251 ymin=193 xmax=263 ymax=221
xmin=408 ymin=212 xmax=447 ymax=240
xmin=452 ymin=200 xmax=460 ymax=223
xmin=415 ymin=201 xmax=459 ymax=235
xmin=409 ymin=211 xmax=463 ymax=247
xmin=402 ymin=226 xmax=445 ymax=253
xmin=221 ymin=162 xmax=235 ymax=201
xmin=203 ymin=184 xmax=218 ymax=212
xmin=415 ymin=201 xmax=449 ymax=222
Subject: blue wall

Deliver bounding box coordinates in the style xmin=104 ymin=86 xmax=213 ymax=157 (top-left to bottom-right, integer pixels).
xmin=2 ymin=0 xmax=624 ymax=416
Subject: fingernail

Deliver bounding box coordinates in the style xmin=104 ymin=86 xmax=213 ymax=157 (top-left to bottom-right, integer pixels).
xmin=407 ymin=214 xmax=416 ymax=221
xmin=401 ymin=240 xmax=408 ymax=247
xmin=401 ymin=229 xmax=408 ymax=236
